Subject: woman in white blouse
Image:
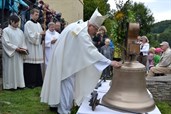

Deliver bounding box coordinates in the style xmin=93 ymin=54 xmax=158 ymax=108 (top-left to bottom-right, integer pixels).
xmin=137 ymin=36 xmax=150 ymax=67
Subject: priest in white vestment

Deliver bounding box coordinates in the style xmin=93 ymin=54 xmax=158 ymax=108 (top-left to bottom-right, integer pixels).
xmin=2 ymin=15 xmax=27 ymax=89
xmin=45 ymin=22 xmax=59 ymax=67
xmin=40 ymin=9 xmax=122 ymax=114
xmin=24 ymin=8 xmax=44 ymax=88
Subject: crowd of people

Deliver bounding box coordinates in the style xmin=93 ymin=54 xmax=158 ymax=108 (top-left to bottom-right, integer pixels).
xmin=1 ymin=4 xmax=64 ymax=89
xmin=1 ymin=6 xmax=122 ymax=113
xmin=0 ymin=0 xmax=66 ymax=89
xmin=93 ymin=26 xmax=115 ymax=78
xmin=0 ymin=0 xmax=66 ymax=31
xmin=147 ymin=41 xmax=171 ymax=77
xmin=136 ymin=36 xmax=171 ymax=77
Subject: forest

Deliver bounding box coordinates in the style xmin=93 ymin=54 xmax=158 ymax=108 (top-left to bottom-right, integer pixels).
xmin=149 ymin=20 xmax=171 ymax=47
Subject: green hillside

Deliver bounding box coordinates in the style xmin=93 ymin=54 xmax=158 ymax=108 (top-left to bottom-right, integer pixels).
xmin=151 ymin=20 xmax=171 ymax=33
xmin=149 ymin=20 xmax=171 ymax=47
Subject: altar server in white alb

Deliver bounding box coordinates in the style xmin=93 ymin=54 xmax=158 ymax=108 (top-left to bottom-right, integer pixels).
xmin=24 ymin=8 xmax=45 ymax=88
xmin=45 ymin=22 xmax=59 ymax=67
xmin=2 ymin=15 xmax=27 ymax=89
xmin=40 ymin=9 xmax=122 ymax=114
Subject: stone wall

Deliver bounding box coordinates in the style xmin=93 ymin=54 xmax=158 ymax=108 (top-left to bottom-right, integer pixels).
xmin=146 ymin=75 xmax=171 ymax=101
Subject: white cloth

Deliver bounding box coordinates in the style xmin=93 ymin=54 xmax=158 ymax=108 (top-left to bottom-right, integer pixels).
xmin=57 ymin=59 xmax=111 ymax=113
xmin=140 ymin=42 xmax=150 ymax=56
xmin=45 ymin=29 xmax=59 ymax=66
xmin=40 ymin=21 xmax=111 ymax=107
xmin=2 ymin=25 xmax=27 ymax=89
xmin=58 ymin=74 xmax=75 ymax=114
xmin=24 ymin=20 xmax=44 ymax=63
xmin=77 ymin=80 xmax=161 ymax=114
xmin=94 ymin=58 xmax=111 ymax=72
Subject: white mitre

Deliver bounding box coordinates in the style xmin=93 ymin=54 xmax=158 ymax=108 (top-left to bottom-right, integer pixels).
xmin=89 ymin=8 xmax=107 ymax=28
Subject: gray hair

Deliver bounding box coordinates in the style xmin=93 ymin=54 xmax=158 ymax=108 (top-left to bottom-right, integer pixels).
xmin=160 ymin=41 xmax=170 ymax=47
xmin=105 ymin=38 xmax=110 ymax=43
xmin=48 ymin=22 xmax=55 ymax=28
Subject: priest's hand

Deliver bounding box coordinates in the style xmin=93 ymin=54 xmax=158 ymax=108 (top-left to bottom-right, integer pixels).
xmin=16 ymin=48 xmax=21 ymax=52
xmin=110 ymin=61 xmax=122 ymax=68
xmin=16 ymin=48 xmax=29 ymax=55
xmin=40 ymin=31 xmax=45 ymax=36
xmin=51 ymin=39 xmax=57 ymax=44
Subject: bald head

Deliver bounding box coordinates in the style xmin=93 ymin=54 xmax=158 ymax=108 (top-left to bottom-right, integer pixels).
xmin=105 ymin=38 xmax=110 ymax=46
xmin=48 ymin=22 xmax=55 ymax=32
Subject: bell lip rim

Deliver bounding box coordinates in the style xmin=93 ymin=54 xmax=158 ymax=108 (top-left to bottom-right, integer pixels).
xmin=101 ymin=97 xmax=155 ymax=113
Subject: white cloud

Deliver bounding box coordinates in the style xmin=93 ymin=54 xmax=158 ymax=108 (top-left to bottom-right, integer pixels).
xmin=129 ymin=0 xmax=156 ymax=3
xmin=153 ymin=10 xmax=171 ymax=22
xmin=108 ymin=0 xmax=157 ymax=9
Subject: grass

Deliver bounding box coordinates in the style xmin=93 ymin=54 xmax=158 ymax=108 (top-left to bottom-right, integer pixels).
xmin=156 ymin=101 xmax=171 ymax=114
xmin=0 ymin=87 xmax=171 ymax=114
xmin=0 ymin=87 xmax=55 ymax=114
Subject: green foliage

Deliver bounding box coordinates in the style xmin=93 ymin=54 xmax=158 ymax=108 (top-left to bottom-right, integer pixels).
xmin=84 ymin=0 xmax=156 ymax=57
xmin=83 ymin=0 xmax=112 ymax=39
xmin=132 ymin=2 xmax=154 ymax=35
xmin=110 ymin=0 xmax=154 ymax=45
xmin=151 ymin=20 xmax=171 ymax=33
xmin=83 ymin=0 xmax=97 ymax=21
xmin=156 ymin=101 xmax=171 ymax=114
xmin=149 ymin=20 xmax=171 ymax=47
xmin=147 ymin=33 xmax=160 ymax=48
xmin=111 ymin=0 xmax=136 ymax=46
xmin=83 ymin=0 xmax=110 ymax=21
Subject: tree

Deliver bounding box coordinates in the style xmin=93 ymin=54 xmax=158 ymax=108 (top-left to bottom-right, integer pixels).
xmin=83 ymin=0 xmax=110 ymax=21
xmin=132 ymin=2 xmax=154 ymax=35
xmin=110 ymin=0 xmax=155 ymax=43
xmin=108 ymin=0 xmax=155 ymax=58
xmin=149 ymin=20 xmax=171 ymax=47
xmin=83 ymin=0 xmax=113 ymax=41
xmin=83 ymin=0 xmax=97 ymax=21
xmin=83 ymin=0 xmax=155 ymax=58
xmin=111 ymin=0 xmax=136 ymax=45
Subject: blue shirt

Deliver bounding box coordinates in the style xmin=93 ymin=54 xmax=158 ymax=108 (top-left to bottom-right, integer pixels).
xmin=0 ymin=0 xmax=10 ymax=9
xmin=109 ymin=41 xmax=114 ymax=49
xmin=5 ymin=0 xmax=28 ymax=13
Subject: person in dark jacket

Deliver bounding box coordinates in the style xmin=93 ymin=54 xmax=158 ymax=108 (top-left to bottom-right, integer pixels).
xmin=93 ymin=26 xmax=108 ymax=51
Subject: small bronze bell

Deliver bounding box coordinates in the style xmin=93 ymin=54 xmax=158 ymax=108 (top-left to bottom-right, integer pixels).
xmin=102 ymin=61 xmax=155 ymax=113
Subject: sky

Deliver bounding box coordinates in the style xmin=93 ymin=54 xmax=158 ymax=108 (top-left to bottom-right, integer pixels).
xmin=108 ymin=0 xmax=171 ymax=22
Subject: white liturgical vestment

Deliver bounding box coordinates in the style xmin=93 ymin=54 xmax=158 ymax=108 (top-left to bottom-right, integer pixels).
xmin=41 ymin=21 xmax=111 ymax=106
xmin=24 ymin=20 xmax=43 ymax=63
xmin=45 ymin=29 xmax=59 ymax=66
xmin=2 ymin=25 xmax=27 ymax=89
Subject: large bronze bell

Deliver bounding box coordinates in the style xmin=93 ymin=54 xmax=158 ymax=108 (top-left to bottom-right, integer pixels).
xmin=102 ymin=61 xmax=155 ymax=113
